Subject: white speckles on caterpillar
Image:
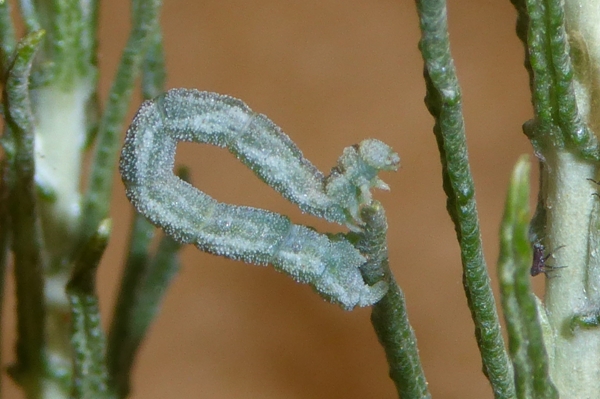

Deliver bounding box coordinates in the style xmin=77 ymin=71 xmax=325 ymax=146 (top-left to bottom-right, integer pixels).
xmin=120 ymin=88 xmax=399 ymax=310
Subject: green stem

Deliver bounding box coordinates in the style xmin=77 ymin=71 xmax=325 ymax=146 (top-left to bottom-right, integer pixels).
xmin=106 ymin=212 xmax=153 ymax=398
xmin=510 ymin=1 xmax=600 ymax=395
xmin=542 ymin=151 xmax=598 ymax=396
xmin=67 ymin=219 xmax=112 ymax=399
xmin=108 ymin=169 xmax=186 ymax=399
xmin=108 ymin=31 xmax=169 ymax=396
xmin=110 ymin=233 xmax=181 ymax=399
xmin=517 ymin=0 xmax=598 ymax=159
xmin=80 ymin=0 xmax=162 ymax=237
xmin=498 ymin=156 xmax=557 ymax=399
xmin=1 ymin=30 xmax=47 ymax=398
xmin=141 ymin=23 xmax=166 ymax=100
xmin=356 ymin=203 xmax=430 ymax=399
xmin=415 ymin=0 xmax=514 ymax=397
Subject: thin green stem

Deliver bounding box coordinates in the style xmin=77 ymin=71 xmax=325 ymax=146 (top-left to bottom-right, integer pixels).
xmin=81 ymin=0 xmax=100 ymax=69
xmin=498 ymin=156 xmax=558 ymax=399
xmin=80 ymin=0 xmax=162 ymax=237
xmin=415 ymin=0 xmax=514 ymax=397
xmin=108 ymin=41 xmax=175 ymax=395
xmin=107 ymin=211 xmax=154 ymax=397
xmin=141 ymin=24 xmax=165 ymax=100
xmin=67 ymin=219 xmax=112 ymax=399
xmin=111 ymin=232 xmax=181 ymax=399
xmin=511 ymin=0 xmax=599 ymax=159
xmin=108 ymin=170 xmax=186 ymax=399
xmin=355 ymin=203 xmax=430 ymax=399
xmin=1 ymin=30 xmax=47 ymax=397
xmin=81 ymin=0 xmax=101 ymax=149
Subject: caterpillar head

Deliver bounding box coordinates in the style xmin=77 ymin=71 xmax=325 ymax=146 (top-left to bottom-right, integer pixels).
xmin=327 ymin=139 xmax=400 ymax=230
xmin=358 ymin=139 xmax=400 ymax=173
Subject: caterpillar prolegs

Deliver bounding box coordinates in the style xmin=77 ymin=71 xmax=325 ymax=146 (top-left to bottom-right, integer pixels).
xmin=119 ymin=88 xmax=399 ymax=310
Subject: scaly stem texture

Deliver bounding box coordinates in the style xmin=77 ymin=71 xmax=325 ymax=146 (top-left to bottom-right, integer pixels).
xmin=356 ymin=203 xmax=430 ymax=399
xmin=415 ymin=0 xmax=514 ymax=397
xmin=67 ymin=220 xmax=112 ymax=399
xmin=510 ymin=0 xmax=600 ymax=396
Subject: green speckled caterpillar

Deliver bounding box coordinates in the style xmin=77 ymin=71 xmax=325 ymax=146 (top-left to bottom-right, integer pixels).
xmin=119 ymin=88 xmax=399 ymax=310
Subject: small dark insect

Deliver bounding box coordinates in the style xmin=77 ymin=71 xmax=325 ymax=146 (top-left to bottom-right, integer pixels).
xmin=531 ymin=243 xmax=566 ymax=277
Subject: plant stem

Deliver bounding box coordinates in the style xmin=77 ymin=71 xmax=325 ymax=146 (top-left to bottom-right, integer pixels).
xmin=356 ymin=203 xmax=430 ymax=399
xmin=414 ymin=0 xmax=514 ymax=397
xmin=34 ymin=82 xmax=93 ymax=259
xmin=542 ymin=151 xmax=599 ymax=397
xmin=2 ymin=30 xmax=47 ymax=398
xmin=498 ymin=156 xmax=558 ymax=399
xmin=80 ymin=0 xmax=162 ymax=238
xmin=67 ymin=219 xmax=112 ymax=399
xmin=511 ymin=0 xmax=600 ymax=396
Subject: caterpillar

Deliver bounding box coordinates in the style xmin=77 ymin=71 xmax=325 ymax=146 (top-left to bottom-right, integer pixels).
xmin=119 ymin=88 xmax=399 ymax=310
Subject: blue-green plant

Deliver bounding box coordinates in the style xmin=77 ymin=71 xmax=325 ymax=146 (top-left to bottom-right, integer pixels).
xmin=1 ymin=0 xmax=599 ymax=398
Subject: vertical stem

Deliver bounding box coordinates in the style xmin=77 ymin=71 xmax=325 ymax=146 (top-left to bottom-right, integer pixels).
xmin=67 ymin=219 xmax=112 ymax=399
xmin=357 ymin=204 xmax=430 ymax=399
xmin=2 ymin=30 xmax=47 ymax=398
xmin=80 ymin=0 xmax=162 ymax=237
xmin=498 ymin=156 xmax=558 ymax=399
xmin=414 ymin=0 xmax=514 ymax=397
xmin=542 ymin=151 xmax=599 ymax=397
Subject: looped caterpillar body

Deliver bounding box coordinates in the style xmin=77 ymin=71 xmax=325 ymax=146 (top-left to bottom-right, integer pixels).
xmin=120 ymin=88 xmax=399 ymax=309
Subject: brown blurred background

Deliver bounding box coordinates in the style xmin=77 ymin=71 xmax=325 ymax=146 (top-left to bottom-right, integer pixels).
xmin=3 ymin=0 xmax=541 ymax=398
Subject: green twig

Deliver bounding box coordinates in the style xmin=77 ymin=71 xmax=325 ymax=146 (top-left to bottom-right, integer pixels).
xmin=1 ymin=30 xmax=47 ymax=396
xmin=512 ymin=0 xmax=598 ymax=159
xmin=355 ymin=203 xmax=430 ymax=399
xmin=108 ymin=169 xmax=186 ymax=399
xmin=81 ymin=0 xmax=101 ymax=149
xmin=141 ymin=24 xmax=166 ymax=100
xmin=498 ymin=156 xmax=558 ymax=399
xmin=111 ymin=231 xmax=181 ymax=399
xmin=24 ymin=0 xmax=98 ymax=86
xmin=48 ymin=0 xmax=87 ymax=86
xmin=509 ymin=0 xmax=534 ymax=94
xmin=80 ymin=0 xmax=162 ymax=237
xmin=414 ymin=0 xmax=515 ymax=397
xmin=108 ymin=38 xmax=169 ymax=396
xmin=81 ymin=0 xmax=100 ymax=69
xmin=67 ymin=219 xmax=112 ymax=399
xmin=106 ymin=211 xmax=154 ymax=397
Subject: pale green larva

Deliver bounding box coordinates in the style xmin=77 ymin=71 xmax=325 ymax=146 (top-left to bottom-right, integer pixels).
xmin=119 ymin=88 xmax=399 ymax=309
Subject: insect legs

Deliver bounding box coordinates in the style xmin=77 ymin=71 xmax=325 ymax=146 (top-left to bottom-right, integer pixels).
xmin=530 ymin=242 xmax=566 ymax=277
